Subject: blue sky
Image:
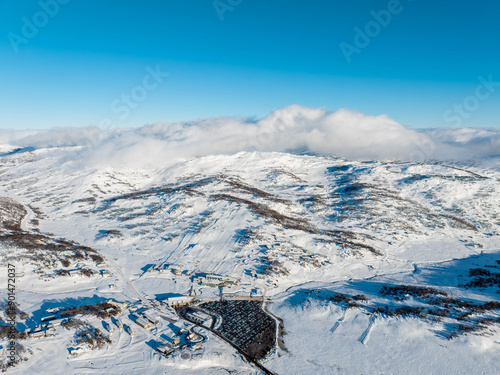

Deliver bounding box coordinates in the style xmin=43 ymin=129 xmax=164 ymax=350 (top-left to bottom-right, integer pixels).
xmin=1 ymin=0 xmax=499 ymax=129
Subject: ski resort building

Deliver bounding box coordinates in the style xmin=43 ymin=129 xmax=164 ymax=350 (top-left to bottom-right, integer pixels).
xmin=41 ymin=315 xmax=57 ymax=323
xmin=28 ymin=329 xmax=46 ymax=339
xmin=143 ymin=310 xmax=159 ymax=325
xmin=156 ymin=342 xmax=174 ymax=356
xmin=45 ymin=327 xmax=56 ymax=337
xmin=162 ymin=296 xmax=194 ymax=307
xmin=135 ymin=317 xmax=152 ymax=329
xmin=44 ymin=318 xmax=65 ymax=328
xmin=125 ymin=325 xmax=134 ymax=336
xmin=186 ymin=310 xmax=213 ymax=326
xmin=100 ymin=270 xmax=111 ymax=277
xmin=193 ymin=274 xmax=239 ymax=287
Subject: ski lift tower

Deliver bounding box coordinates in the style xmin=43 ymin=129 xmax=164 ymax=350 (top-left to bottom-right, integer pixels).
xmin=218 ymin=282 xmax=227 ymax=302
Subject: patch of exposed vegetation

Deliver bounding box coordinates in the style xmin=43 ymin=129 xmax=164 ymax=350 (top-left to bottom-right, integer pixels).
xmin=224 ymin=177 xmax=290 ymax=204
xmin=73 ymin=197 xmax=97 ymax=204
xmin=380 ymin=285 xmax=448 ymax=301
xmin=96 ymin=176 xmax=218 ymax=211
xmin=323 ymin=284 xmax=500 ymax=340
xmin=59 ymin=302 xmax=121 ymax=319
xmin=0 ymin=342 xmax=27 ymax=371
xmin=329 ymin=293 xmax=364 ymax=309
xmin=0 ymin=198 xmax=106 ymax=274
xmin=0 ymin=197 xmax=27 ymax=232
xmin=326 ymin=166 xmax=479 ymax=234
xmin=75 ymin=326 xmax=111 ymax=349
xmin=1 ymin=233 xmax=105 ymax=269
xmin=461 ymin=268 xmax=500 ymax=290
xmin=264 ymin=259 xmax=290 ymax=277
xmin=79 ymin=268 xmax=94 ymax=277
xmin=96 ymin=229 xmax=122 ymax=240
xmin=54 ymin=269 xmax=69 ymax=276
xmin=61 ymin=318 xmax=85 ymax=330
xmin=211 ymin=193 xmax=381 ymax=256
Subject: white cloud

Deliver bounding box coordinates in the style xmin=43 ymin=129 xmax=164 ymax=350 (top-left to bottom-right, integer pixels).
xmin=5 ymin=105 xmax=499 ymax=167
xmin=423 ymin=127 xmax=500 ymax=159
xmin=13 ymin=126 xmax=106 ymax=148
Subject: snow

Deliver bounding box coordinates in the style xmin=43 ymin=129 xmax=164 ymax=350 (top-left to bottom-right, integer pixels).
xmin=0 ymin=144 xmax=499 ymax=374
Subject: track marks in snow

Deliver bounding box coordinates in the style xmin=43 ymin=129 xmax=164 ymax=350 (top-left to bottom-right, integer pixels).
xmin=358 ymin=315 xmax=375 ymax=345
xmin=330 ymin=309 xmax=346 ymax=333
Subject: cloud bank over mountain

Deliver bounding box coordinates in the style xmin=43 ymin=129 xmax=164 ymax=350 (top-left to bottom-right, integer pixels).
xmin=3 ymin=105 xmax=499 ymax=167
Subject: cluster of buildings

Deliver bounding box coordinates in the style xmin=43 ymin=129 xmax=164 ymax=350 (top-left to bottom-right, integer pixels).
xmin=67 ymin=268 xmax=111 ymax=277
xmin=28 ymin=326 xmax=56 ymax=339
xmin=132 ymin=308 xmax=160 ymax=329
xmin=148 ymin=263 xmax=183 ymax=275
xmin=28 ymin=314 xmax=66 ymax=339
xmin=128 ymin=301 xmax=205 ymax=358
xmin=27 ymin=299 xmax=129 ymax=341
xmin=156 ymin=328 xmax=204 ymax=357
xmin=34 ymin=262 xmax=112 ymax=280
xmin=150 ymin=263 xmax=240 ymax=290
xmin=68 ymin=319 xmax=129 ymax=356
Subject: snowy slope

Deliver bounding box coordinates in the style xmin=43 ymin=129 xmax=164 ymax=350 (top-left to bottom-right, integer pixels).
xmin=0 ymin=144 xmax=499 ymax=374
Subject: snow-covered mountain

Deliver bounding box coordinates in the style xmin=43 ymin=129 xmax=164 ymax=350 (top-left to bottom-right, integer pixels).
xmin=0 ymin=130 xmax=499 ymax=374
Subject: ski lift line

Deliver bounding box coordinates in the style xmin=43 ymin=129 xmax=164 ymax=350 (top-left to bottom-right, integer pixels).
xmin=164 ymin=233 xmax=194 ymax=263
xmin=107 ymin=257 xmax=152 ymax=308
